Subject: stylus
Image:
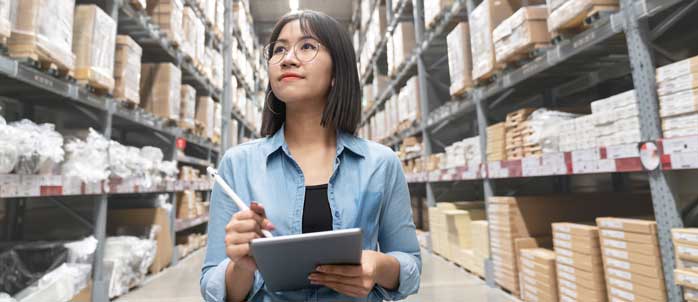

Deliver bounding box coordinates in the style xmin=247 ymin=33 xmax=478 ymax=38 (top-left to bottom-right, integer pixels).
xmin=207 ymin=167 xmax=274 ymax=238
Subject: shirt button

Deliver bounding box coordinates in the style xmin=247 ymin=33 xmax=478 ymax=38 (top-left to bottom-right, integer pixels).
xmin=334 ymin=211 xmax=340 ymax=218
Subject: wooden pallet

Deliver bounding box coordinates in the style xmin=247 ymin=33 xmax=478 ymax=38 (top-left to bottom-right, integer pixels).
xmin=75 ymin=68 xmax=114 ymax=95
xmin=129 ymin=0 xmax=146 ymax=10
xmin=550 ymin=5 xmax=619 ymax=44
xmin=115 ymin=97 xmax=140 ymax=109
xmin=450 ymin=84 xmax=473 ymax=98
xmin=505 ymin=108 xmax=535 ymax=128
xmin=498 ymin=43 xmax=550 ymax=66
xmin=9 ymin=33 xmax=74 ymax=78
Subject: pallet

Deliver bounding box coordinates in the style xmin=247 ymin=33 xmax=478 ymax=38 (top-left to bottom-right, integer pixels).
xmin=550 ymin=5 xmax=619 ymax=45
xmin=75 ymin=68 xmax=114 ymax=95
xmin=129 ymin=0 xmax=146 ymax=10
xmin=115 ymin=98 xmax=140 ymax=109
xmin=450 ymin=84 xmax=473 ymax=97
xmin=474 ymin=64 xmax=506 ymax=85
xmin=9 ymin=34 xmax=74 ymax=78
xmin=498 ymin=43 xmax=550 ymax=67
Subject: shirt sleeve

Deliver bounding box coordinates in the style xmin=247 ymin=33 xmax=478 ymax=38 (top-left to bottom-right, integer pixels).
xmin=200 ymin=151 xmax=265 ymax=301
xmin=373 ymin=155 xmax=422 ymax=301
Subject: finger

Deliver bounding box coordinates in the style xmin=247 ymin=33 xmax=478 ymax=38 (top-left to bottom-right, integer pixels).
xmin=308 ymin=273 xmax=362 ymax=288
xmin=316 ymin=265 xmax=363 ymax=277
xmin=234 ymin=209 xmax=266 ymax=225
xmin=250 ymin=202 xmax=275 ymax=230
xmin=231 ymin=219 xmax=262 ymax=234
xmin=226 ymin=243 xmax=251 ymax=259
xmin=228 ymin=232 xmax=259 ymax=245
xmin=313 ymin=281 xmax=364 ymax=298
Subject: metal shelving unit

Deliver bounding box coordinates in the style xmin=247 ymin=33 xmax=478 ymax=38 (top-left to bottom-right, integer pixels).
xmin=0 ymin=0 xmax=262 ymax=301
xmin=357 ymin=0 xmax=697 ymax=300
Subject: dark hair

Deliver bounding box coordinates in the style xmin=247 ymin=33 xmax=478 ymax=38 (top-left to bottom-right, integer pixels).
xmin=261 ymin=10 xmax=361 ymax=136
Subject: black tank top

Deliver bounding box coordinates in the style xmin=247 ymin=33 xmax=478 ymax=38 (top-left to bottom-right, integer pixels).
xmin=302 ymin=184 xmax=333 ymax=233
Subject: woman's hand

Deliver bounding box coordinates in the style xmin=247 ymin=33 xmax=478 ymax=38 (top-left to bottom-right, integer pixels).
xmin=308 ymin=250 xmax=393 ymax=298
xmin=224 ymin=202 xmax=275 ymax=272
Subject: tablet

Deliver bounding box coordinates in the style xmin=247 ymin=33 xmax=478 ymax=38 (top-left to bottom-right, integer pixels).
xmin=250 ymin=228 xmax=363 ymax=292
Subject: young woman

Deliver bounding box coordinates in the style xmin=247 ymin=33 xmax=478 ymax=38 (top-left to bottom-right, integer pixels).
xmin=200 ymin=10 xmax=421 ymax=302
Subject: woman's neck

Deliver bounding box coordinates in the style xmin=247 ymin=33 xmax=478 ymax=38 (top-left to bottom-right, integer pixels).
xmin=284 ymin=102 xmax=336 ymax=150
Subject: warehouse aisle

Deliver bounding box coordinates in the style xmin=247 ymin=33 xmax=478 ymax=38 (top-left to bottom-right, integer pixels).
xmin=115 ymin=247 xmax=518 ymax=302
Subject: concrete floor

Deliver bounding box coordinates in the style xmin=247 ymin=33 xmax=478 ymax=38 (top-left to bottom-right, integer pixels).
xmin=116 ymin=248 xmax=519 ymax=302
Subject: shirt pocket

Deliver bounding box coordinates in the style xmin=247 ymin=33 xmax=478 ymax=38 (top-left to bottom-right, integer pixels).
xmin=348 ymin=191 xmax=383 ymax=246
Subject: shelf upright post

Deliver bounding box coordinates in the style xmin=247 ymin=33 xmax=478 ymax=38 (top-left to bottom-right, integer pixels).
xmin=386 ymin=0 xmax=394 ymax=25
xmin=222 ymin=0 xmax=234 ymax=152
xmin=622 ymin=1 xmax=684 ymax=301
xmin=169 ymin=137 xmax=179 ymax=266
xmin=412 ymin=0 xmax=435 ymax=209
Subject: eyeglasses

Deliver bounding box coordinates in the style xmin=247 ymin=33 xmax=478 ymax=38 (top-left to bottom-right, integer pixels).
xmin=264 ymin=38 xmax=322 ymax=65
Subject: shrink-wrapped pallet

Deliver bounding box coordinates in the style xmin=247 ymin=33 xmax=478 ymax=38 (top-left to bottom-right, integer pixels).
xmin=447 ymin=22 xmax=473 ymax=96
xmin=147 ymin=0 xmax=184 ymax=46
xmin=469 ymin=0 xmax=514 ymax=81
xmin=140 ymin=63 xmax=182 ymax=120
xmin=114 ymin=35 xmax=143 ymax=105
xmin=73 ymin=5 xmax=117 ymax=93
xmin=196 ymin=96 xmax=215 ymax=139
xmin=179 ymin=84 xmax=196 ymax=131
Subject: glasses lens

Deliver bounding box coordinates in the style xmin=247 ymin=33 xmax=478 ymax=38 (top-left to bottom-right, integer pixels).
xmin=294 ymin=38 xmax=320 ymax=62
xmin=264 ymin=42 xmax=287 ymax=64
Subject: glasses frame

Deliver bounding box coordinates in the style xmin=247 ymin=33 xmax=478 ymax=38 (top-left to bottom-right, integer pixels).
xmin=264 ymin=38 xmax=323 ymax=65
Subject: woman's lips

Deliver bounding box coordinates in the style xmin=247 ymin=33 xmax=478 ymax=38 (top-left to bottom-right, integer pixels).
xmin=280 ymin=75 xmax=303 ymax=82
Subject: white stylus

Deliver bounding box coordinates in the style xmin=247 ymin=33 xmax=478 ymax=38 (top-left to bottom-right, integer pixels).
xmin=207 ymin=167 xmax=274 ymax=238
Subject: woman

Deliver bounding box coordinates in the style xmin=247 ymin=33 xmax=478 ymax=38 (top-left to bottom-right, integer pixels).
xmin=200 ymin=10 xmax=421 ymax=302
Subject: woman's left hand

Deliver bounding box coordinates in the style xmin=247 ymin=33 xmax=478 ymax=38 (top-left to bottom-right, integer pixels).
xmin=308 ymin=250 xmax=382 ymax=298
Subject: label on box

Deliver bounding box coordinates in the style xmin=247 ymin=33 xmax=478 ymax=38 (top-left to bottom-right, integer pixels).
xmin=559 ymin=271 xmax=576 ymax=282
xmin=686 ymin=288 xmax=698 ymax=299
xmin=596 ymin=159 xmax=617 ymax=172
xmin=608 ymin=268 xmax=632 ymax=280
xmin=555 ymin=232 xmax=572 ymax=241
xmin=606 ymin=144 xmax=640 ymax=159
xmin=554 ymin=224 xmax=571 ymax=233
xmin=602 ymin=229 xmax=625 ymax=239
xmin=522 ymin=258 xmax=535 ymax=269
xmin=662 ymin=136 xmax=698 ymax=154
xmin=560 ymin=287 xmax=577 ymax=299
xmin=678 ymin=245 xmax=698 ymax=257
xmin=560 ymin=279 xmax=576 ymax=290
xmin=675 ymin=232 xmax=698 ymax=243
xmin=607 ymin=258 xmax=631 ymax=270
xmin=524 ymin=268 xmax=536 ymax=278
xmin=557 ymin=248 xmax=573 ymax=257
xmin=572 ymin=148 xmax=601 ymax=162
xmin=554 ymin=239 xmax=572 ymax=249
xmin=605 ymin=248 xmax=630 ymax=260
xmin=611 ymin=287 xmax=636 ymax=301
xmin=557 ymin=263 xmax=575 ymax=274
xmin=603 ymin=238 xmax=628 ymax=250
xmin=609 ymin=277 xmax=634 ymax=291
xmin=560 ymin=295 xmax=575 ymax=302
xmin=678 ymin=272 xmax=698 ymax=285
xmin=671 ymin=152 xmax=698 ymax=169
xmin=557 ymin=255 xmax=574 ymax=266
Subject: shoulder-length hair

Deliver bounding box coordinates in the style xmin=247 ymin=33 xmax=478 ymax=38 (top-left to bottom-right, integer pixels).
xmin=261 ymin=10 xmax=361 ymax=136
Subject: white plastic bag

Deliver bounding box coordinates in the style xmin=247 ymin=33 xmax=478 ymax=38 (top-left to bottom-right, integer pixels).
xmin=62 ymin=128 xmax=109 ymax=182
xmin=9 ymin=120 xmax=64 ymax=174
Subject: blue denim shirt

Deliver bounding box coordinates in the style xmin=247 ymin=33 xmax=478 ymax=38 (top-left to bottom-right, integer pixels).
xmin=200 ymin=126 xmax=422 ymax=302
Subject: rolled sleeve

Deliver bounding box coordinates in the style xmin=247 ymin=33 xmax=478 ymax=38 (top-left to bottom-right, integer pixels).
xmin=373 ymin=155 xmax=422 ymax=301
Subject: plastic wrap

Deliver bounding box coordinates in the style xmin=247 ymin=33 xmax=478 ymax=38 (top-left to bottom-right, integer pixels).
xmin=9 ymin=0 xmax=76 ymax=70
xmin=0 ymin=0 xmax=10 ymax=38
xmin=392 ymin=22 xmax=415 ymax=72
xmin=215 ymin=0 xmax=224 ymax=33
xmin=0 ymin=242 xmax=68 ymax=296
xmin=425 ymin=0 xmax=453 ymax=29
xmin=140 ymin=146 xmax=164 ymax=172
xmin=64 ymin=236 xmax=98 ymax=265
xmin=447 ymin=22 xmax=473 ymax=95
xmin=211 ymin=48 xmax=223 ymax=90
xmin=469 ymin=0 xmax=513 ymax=80
xmin=73 ymin=5 xmax=116 ymax=92
xmin=493 ymin=6 xmax=549 ymax=64
xmin=527 ymin=108 xmax=581 ymax=152
xmin=181 ymin=7 xmax=198 ymax=60
xmin=179 ymin=84 xmax=197 ymax=130
xmin=62 ymin=128 xmax=109 ymax=182
xmin=0 ymin=118 xmax=18 ymax=173
xmin=114 ymin=35 xmax=142 ymax=104
xmin=148 ymin=0 xmax=183 ymax=46
xmin=159 ymin=161 xmax=178 ymax=180
xmin=547 ymin=0 xmax=618 ymax=32
xmin=104 ymin=236 xmax=157 ymax=298
xmin=140 ymin=63 xmax=182 ymax=120
xmin=12 ymin=263 xmax=91 ymax=302
xmin=9 ymin=120 xmax=64 ymax=175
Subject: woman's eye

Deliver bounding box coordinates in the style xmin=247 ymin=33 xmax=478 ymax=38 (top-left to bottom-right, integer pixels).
xmin=273 ymin=46 xmax=286 ymax=54
xmin=301 ymin=43 xmax=317 ymax=50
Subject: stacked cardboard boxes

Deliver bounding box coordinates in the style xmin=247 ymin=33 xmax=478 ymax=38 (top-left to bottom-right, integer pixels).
xmin=9 ymin=0 xmax=76 ymax=72
xmin=176 ymin=189 xmax=208 ymax=220
xmin=196 ymin=96 xmax=215 ymax=139
xmin=444 ymin=208 xmax=487 ymax=271
xmin=493 ymin=6 xmax=549 ymax=65
xmin=552 ymin=223 xmax=607 ymax=302
xmin=470 ymin=0 xmax=514 ymax=82
xmin=447 ymin=22 xmax=474 ymax=96
xmin=73 ymin=5 xmax=117 ymax=93
xmin=505 ymin=108 xmax=535 ymax=159
xmin=147 ymin=0 xmax=184 ymax=46
xmin=387 ymin=22 xmax=416 ymax=77
xmin=597 ymin=218 xmax=667 ymax=302
xmin=487 ymin=122 xmax=507 ymax=161
xmin=114 ymin=35 xmax=143 ymax=105
xmin=179 ymin=85 xmax=197 ymax=131
xmin=672 ymin=228 xmax=698 ymax=301
xmin=519 ymin=248 xmax=558 ymax=302
xmin=424 ymin=0 xmax=453 ymax=29
xmin=429 ymin=202 xmax=485 ymax=259
xmin=656 ymin=55 xmax=698 ymax=138
xmin=589 ymin=90 xmax=642 ymax=147
xmin=472 ymin=221 xmax=490 ymax=277
xmin=398 ymin=77 xmax=421 ymax=127
xmin=547 ymin=0 xmax=619 ymax=36
xmin=442 ymin=136 xmax=481 ymax=169
xmin=140 ymin=63 xmax=182 ymax=121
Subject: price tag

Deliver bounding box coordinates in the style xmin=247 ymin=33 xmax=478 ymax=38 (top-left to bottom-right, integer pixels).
xmin=572 ymin=148 xmax=601 ymax=163
xmin=596 ymin=159 xmax=617 ymax=173
xmin=671 ymin=152 xmax=698 ymax=169
xmin=663 ymin=136 xmax=698 ymax=155
xmin=606 ymin=144 xmax=640 ymax=159
xmin=543 ymin=153 xmax=567 ymax=175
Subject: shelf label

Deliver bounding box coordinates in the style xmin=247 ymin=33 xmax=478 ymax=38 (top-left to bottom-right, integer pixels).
xmin=663 ymin=136 xmax=698 ymax=154
xmin=572 ymin=148 xmax=601 ymax=162
xmin=606 ymin=144 xmax=639 ymax=159
xmin=670 ymin=152 xmax=698 ymax=169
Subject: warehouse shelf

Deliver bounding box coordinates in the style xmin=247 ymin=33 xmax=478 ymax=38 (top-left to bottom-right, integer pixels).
xmin=0 ymin=175 xmax=213 ymax=198
xmin=232 ymin=62 xmax=256 ymax=97
xmin=659 ymin=135 xmax=698 ymax=171
xmin=361 ymin=53 xmax=418 ymax=125
xmin=177 ymin=154 xmax=214 ymax=167
xmin=175 ymin=215 xmax=210 ymax=232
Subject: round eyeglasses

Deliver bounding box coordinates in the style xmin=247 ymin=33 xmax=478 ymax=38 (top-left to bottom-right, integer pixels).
xmin=263 ymin=38 xmax=322 ymax=65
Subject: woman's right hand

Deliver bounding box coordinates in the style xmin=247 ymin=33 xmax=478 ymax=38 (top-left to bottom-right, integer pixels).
xmin=225 ymin=202 xmax=275 ymax=272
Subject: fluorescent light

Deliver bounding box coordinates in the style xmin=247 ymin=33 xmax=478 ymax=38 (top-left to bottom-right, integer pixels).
xmin=289 ymin=0 xmax=299 ymax=12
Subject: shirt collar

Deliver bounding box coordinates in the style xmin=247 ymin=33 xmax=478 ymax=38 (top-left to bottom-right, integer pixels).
xmin=263 ymin=124 xmax=366 ymax=159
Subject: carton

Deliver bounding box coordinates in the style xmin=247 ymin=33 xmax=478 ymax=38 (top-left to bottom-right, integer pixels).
xmin=391 ymin=22 xmax=416 ymax=73
xmin=656 ymin=55 xmax=698 ymax=83
xmin=108 ymin=208 xmax=173 ymax=274
xmin=146 ymin=0 xmax=184 ymax=46
xmin=196 ymin=97 xmax=215 ymax=139
xmin=547 ymin=0 xmax=619 ymax=33
xmin=447 ymin=22 xmax=473 ymax=96
xmin=73 ymin=5 xmax=116 ymax=92
xmin=140 ymin=63 xmax=182 ymax=120
xmin=470 ymin=0 xmax=514 ymax=81
xmin=425 ymin=0 xmax=453 ymax=29
xmin=493 ymin=5 xmax=549 ymax=64
xmin=595 ymin=218 xmax=657 ymax=234
xmin=179 ymin=85 xmax=197 ymax=131
xmin=114 ymin=35 xmax=142 ymax=104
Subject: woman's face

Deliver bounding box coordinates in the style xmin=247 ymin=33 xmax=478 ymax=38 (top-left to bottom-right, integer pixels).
xmin=268 ymin=20 xmax=333 ymax=106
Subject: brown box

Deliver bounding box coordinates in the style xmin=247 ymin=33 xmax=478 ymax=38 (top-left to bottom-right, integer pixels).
xmin=493 ymin=5 xmax=549 ymax=64
xmin=605 ymin=266 xmax=665 ymax=290
xmin=9 ymin=0 xmax=76 ymax=72
xmin=553 ymin=233 xmax=600 ymax=255
xmin=447 ymin=22 xmax=473 ymax=96
xmin=676 ymin=269 xmax=698 ymax=290
xmin=73 ymin=5 xmax=116 ymax=92
xmin=601 ymin=246 xmax=662 ymax=267
xmin=390 ymin=21 xmax=416 ymax=74
xmin=555 ymin=248 xmax=603 ymax=273
xmin=556 ymin=264 xmax=607 ymax=294
xmin=608 ymin=286 xmax=660 ymax=302
xmin=673 ymin=228 xmax=698 ymax=245
xmin=195 ymin=96 xmax=215 ymax=139
xmin=108 ymin=208 xmax=173 ymax=274
xmin=114 ymin=35 xmax=142 ymax=104
xmin=140 ymin=63 xmax=181 ymax=120
xmin=596 ymin=217 xmax=658 ymax=234
xmin=607 ymin=275 xmax=667 ymax=301
xmin=179 ymin=85 xmax=197 ymax=130
xmin=600 ymin=237 xmax=660 ymax=257
xmin=176 ymin=190 xmax=196 ymax=219
xmin=146 ymin=0 xmax=184 ymax=46
xmin=603 ymin=256 xmax=664 ymax=279
xmin=559 ymin=279 xmax=607 ymax=302
xmin=547 ymin=0 xmax=619 ymax=33
xmin=599 ymin=229 xmax=659 ymax=245
xmin=470 ymin=0 xmax=515 ymax=81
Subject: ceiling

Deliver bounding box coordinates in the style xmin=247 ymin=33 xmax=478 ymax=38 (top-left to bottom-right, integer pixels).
xmin=249 ymin=0 xmax=355 ymax=45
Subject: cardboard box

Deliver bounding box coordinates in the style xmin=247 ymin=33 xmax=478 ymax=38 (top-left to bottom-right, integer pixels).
xmin=547 ymin=0 xmax=619 ymax=33
xmin=391 ymin=21 xmax=416 ymax=73
xmin=140 ymin=63 xmax=182 ymax=120
xmin=599 ymin=229 xmax=659 ymax=245
xmin=673 ymin=228 xmax=698 ymax=245
xmin=659 ymin=88 xmax=698 ymax=118
xmin=73 ymin=5 xmax=116 ymax=92
xmin=607 ymin=276 xmax=667 ymax=301
xmin=114 ymin=35 xmax=142 ymax=104
xmin=662 ymin=112 xmax=698 ymax=132
xmin=196 ymin=96 xmax=215 ymax=139
xmin=601 ymin=246 xmax=662 ymax=267
xmin=656 ymin=55 xmax=698 ymax=83
xmin=555 ymin=249 xmax=603 ymax=273
xmin=493 ymin=5 xmax=549 ymax=64
xmin=470 ymin=0 xmax=514 ymax=81
xmin=425 ymin=0 xmax=453 ymax=28
xmin=596 ymin=218 xmax=657 ymax=234
xmin=108 ymin=208 xmax=173 ymax=274
xmin=553 ymin=236 xmax=600 ymax=255
xmin=556 ymin=265 xmax=607 ymax=294
xmin=657 ymin=73 xmax=698 ymax=96
xmin=600 ymin=237 xmax=660 ymax=256
xmin=147 ymin=0 xmax=184 ymax=46
xmin=608 ymin=286 xmax=659 ymax=302
xmin=606 ymin=266 xmax=665 ymax=290
xmin=9 ymin=0 xmax=76 ymax=71
xmin=447 ymin=22 xmax=473 ymax=96
xmin=558 ymin=279 xmax=607 ymax=302
xmin=179 ymin=85 xmax=196 ymax=130
xmin=603 ymin=256 xmax=664 ymax=279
